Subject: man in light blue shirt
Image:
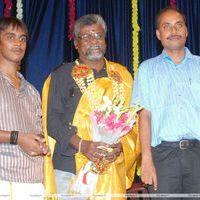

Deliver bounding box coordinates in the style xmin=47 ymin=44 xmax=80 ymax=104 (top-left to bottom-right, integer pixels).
xmin=132 ymin=6 xmax=200 ymax=198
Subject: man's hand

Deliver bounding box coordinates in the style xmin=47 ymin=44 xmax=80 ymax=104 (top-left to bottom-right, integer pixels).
xmin=141 ymin=157 xmax=158 ymax=191
xmin=81 ymin=140 xmax=110 ymax=163
xmin=40 ymin=143 xmax=51 ymax=156
xmin=36 ymin=134 xmax=51 ymax=156
xmin=18 ymin=133 xmax=50 ymax=156
xmin=104 ymin=142 xmax=123 ymax=163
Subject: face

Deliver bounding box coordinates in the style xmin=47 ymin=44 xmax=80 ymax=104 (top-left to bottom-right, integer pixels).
xmin=156 ymin=10 xmax=188 ymax=51
xmin=0 ymin=26 xmax=27 ymax=64
xmin=74 ymin=24 xmax=106 ymax=61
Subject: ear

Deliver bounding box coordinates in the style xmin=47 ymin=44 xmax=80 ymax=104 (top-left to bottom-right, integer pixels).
xmin=156 ymin=29 xmax=161 ymax=41
xmin=74 ymin=39 xmax=78 ymax=50
xmin=185 ymin=27 xmax=188 ymax=38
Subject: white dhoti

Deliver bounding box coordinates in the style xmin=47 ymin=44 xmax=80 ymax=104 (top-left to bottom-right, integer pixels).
xmin=0 ymin=180 xmax=44 ymax=200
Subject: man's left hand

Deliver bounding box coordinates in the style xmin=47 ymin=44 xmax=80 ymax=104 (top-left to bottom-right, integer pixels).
xmin=36 ymin=134 xmax=51 ymax=156
xmin=104 ymin=142 xmax=123 ymax=163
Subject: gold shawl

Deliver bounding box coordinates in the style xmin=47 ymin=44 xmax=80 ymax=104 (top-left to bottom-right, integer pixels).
xmin=73 ymin=61 xmax=141 ymax=199
xmin=42 ymin=76 xmax=57 ymax=199
xmin=42 ymin=61 xmax=141 ymax=200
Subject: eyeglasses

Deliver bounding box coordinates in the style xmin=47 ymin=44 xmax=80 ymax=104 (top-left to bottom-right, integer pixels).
xmin=77 ymin=32 xmax=105 ymax=42
xmin=161 ymin=22 xmax=185 ymax=31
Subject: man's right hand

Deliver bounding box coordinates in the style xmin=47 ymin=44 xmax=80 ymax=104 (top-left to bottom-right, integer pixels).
xmin=81 ymin=140 xmax=110 ymax=163
xmin=141 ymin=157 xmax=158 ymax=191
xmin=18 ymin=132 xmax=47 ymax=156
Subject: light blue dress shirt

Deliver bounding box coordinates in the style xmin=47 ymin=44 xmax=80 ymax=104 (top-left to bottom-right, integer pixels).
xmin=132 ymin=47 xmax=200 ymax=147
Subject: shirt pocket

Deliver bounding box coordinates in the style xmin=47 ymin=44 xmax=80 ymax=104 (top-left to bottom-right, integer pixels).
xmin=150 ymin=83 xmax=173 ymax=110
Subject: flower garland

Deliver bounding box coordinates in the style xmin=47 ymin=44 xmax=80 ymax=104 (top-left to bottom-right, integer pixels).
xmin=108 ymin=70 xmax=125 ymax=105
xmin=68 ymin=0 xmax=76 ymax=40
xmin=16 ymin=0 xmax=23 ymax=20
xmin=71 ymin=60 xmax=125 ymax=110
xmin=72 ymin=61 xmax=95 ymax=93
xmin=3 ymin=0 xmax=13 ymax=17
xmin=132 ymin=0 xmax=140 ymax=79
xmin=72 ymin=61 xmax=102 ymax=108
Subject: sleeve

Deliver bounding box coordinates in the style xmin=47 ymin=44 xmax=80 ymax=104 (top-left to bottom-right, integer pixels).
xmin=47 ymin=71 xmax=77 ymax=156
xmin=27 ymin=84 xmax=42 ymax=134
xmin=131 ymin=63 xmax=151 ymax=111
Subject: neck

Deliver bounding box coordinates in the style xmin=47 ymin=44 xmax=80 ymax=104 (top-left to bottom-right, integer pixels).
xmin=165 ymin=48 xmax=185 ymax=64
xmin=78 ymin=57 xmax=105 ymax=72
xmin=0 ymin=60 xmax=19 ymax=77
xmin=0 ymin=61 xmax=21 ymax=89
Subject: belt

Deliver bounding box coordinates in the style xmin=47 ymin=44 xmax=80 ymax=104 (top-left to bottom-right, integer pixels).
xmin=160 ymin=139 xmax=200 ymax=150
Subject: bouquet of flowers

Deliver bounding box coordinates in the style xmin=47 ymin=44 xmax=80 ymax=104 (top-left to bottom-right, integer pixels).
xmin=90 ymin=96 xmax=141 ymax=144
xmin=70 ymin=96 xmax=142 ymax=196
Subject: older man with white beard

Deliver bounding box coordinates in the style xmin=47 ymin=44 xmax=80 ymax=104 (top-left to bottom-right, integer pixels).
xmin=43 ymin=14 xmax=139 ymax=199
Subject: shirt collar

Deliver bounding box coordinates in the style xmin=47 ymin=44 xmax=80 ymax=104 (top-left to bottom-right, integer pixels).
xmin=0 ymin=71 xmax=27 ymax=88
xmin=160 ymin=47 xmax=193 ymax=62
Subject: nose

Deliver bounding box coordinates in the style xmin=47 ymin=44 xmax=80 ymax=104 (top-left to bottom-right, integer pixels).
xmin=171 ymin=25 xmax=178 ymax=33
xmin=89 ymin=37 xmax=100 ymax=45
xmin=14 ymin=38 xmax=23 ymax=46
xmin=171 ymin=25 xmax=179 ymax=33
xmin=14 ymin=40 xmax=20 ymax=46
xmin=91 ymin=35 xmax=100 ymax=42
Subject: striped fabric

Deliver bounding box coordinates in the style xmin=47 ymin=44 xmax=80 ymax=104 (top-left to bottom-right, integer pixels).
xmin=0 ymin=71 xmax=43 ymax=183
xmin=132 ymin=48 xmax=200 ymax=147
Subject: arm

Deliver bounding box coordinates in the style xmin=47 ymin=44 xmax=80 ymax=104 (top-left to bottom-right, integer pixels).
xmin=139 ymin=109 xmax=157 ymax=190
xmin=47 ymin=71 xmax=77 ymax=156
xmin=47 ymin=69 xmax=111 ymax=158
xmin=70 ymin=134 xmax=111 ymax=163
xmin=0 ymin=130 xmax=49 ymax=156
xmin=0 ymin=130 xmax=10 ymax=143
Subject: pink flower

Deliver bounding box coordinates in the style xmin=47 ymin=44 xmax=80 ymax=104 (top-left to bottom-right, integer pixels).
xmin=119 ymin=113 xmax=129 ymax=122
xmin=121 ymin=125 xmax=132 ymax=133
xmin=104 ymin=114 xmax=117 ymax=130
xmin=93 ymin=111 xmax=104 ymax=123
xmin=89 ymin=96 xmax=141 ymax=144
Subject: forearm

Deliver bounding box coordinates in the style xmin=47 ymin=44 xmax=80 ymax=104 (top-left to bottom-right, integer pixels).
xmin=70 ymin=134 xmax=81 ymax=151
xmin=0 ymin=130 xmax=11 ymax=143
xmin=70 ymin=135 xmax=97 ymax=154
xmin=139 ymin=109 xmax=153 ymax=161
xmin=0 ymin=130 xmax=47 ymax=156
xmin=70 ymin=134 xmax=113 ymax=164
xmin=139 ymin=108 xmax=158 ymax=189
xmin=0 ymin=130 xmax=21 ymax=144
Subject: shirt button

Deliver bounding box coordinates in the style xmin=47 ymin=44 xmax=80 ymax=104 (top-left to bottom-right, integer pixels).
xmin=68 ymin=122 xmax=72 ymax=130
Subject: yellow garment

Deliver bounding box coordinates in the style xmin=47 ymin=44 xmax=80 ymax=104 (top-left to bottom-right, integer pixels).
xmin=42 ymin=61 xmax=141 ymax=200
xmin=42 ymin=76 xmax=57 ymax=200
xmin=73 ymin=61 xmax=141 ymax=200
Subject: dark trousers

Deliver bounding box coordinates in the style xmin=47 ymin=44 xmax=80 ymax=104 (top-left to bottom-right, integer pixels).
xmin=148 ymin=141 xmax=200 ymax=200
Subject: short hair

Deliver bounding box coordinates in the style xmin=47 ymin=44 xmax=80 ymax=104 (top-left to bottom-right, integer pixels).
xmin=0 ymin=17 xmax=28 ymax=36
xmin=155 ymin=6 xmax=186 ymax=29
xmin=73 ymin=14 xmax=107 ymax=38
